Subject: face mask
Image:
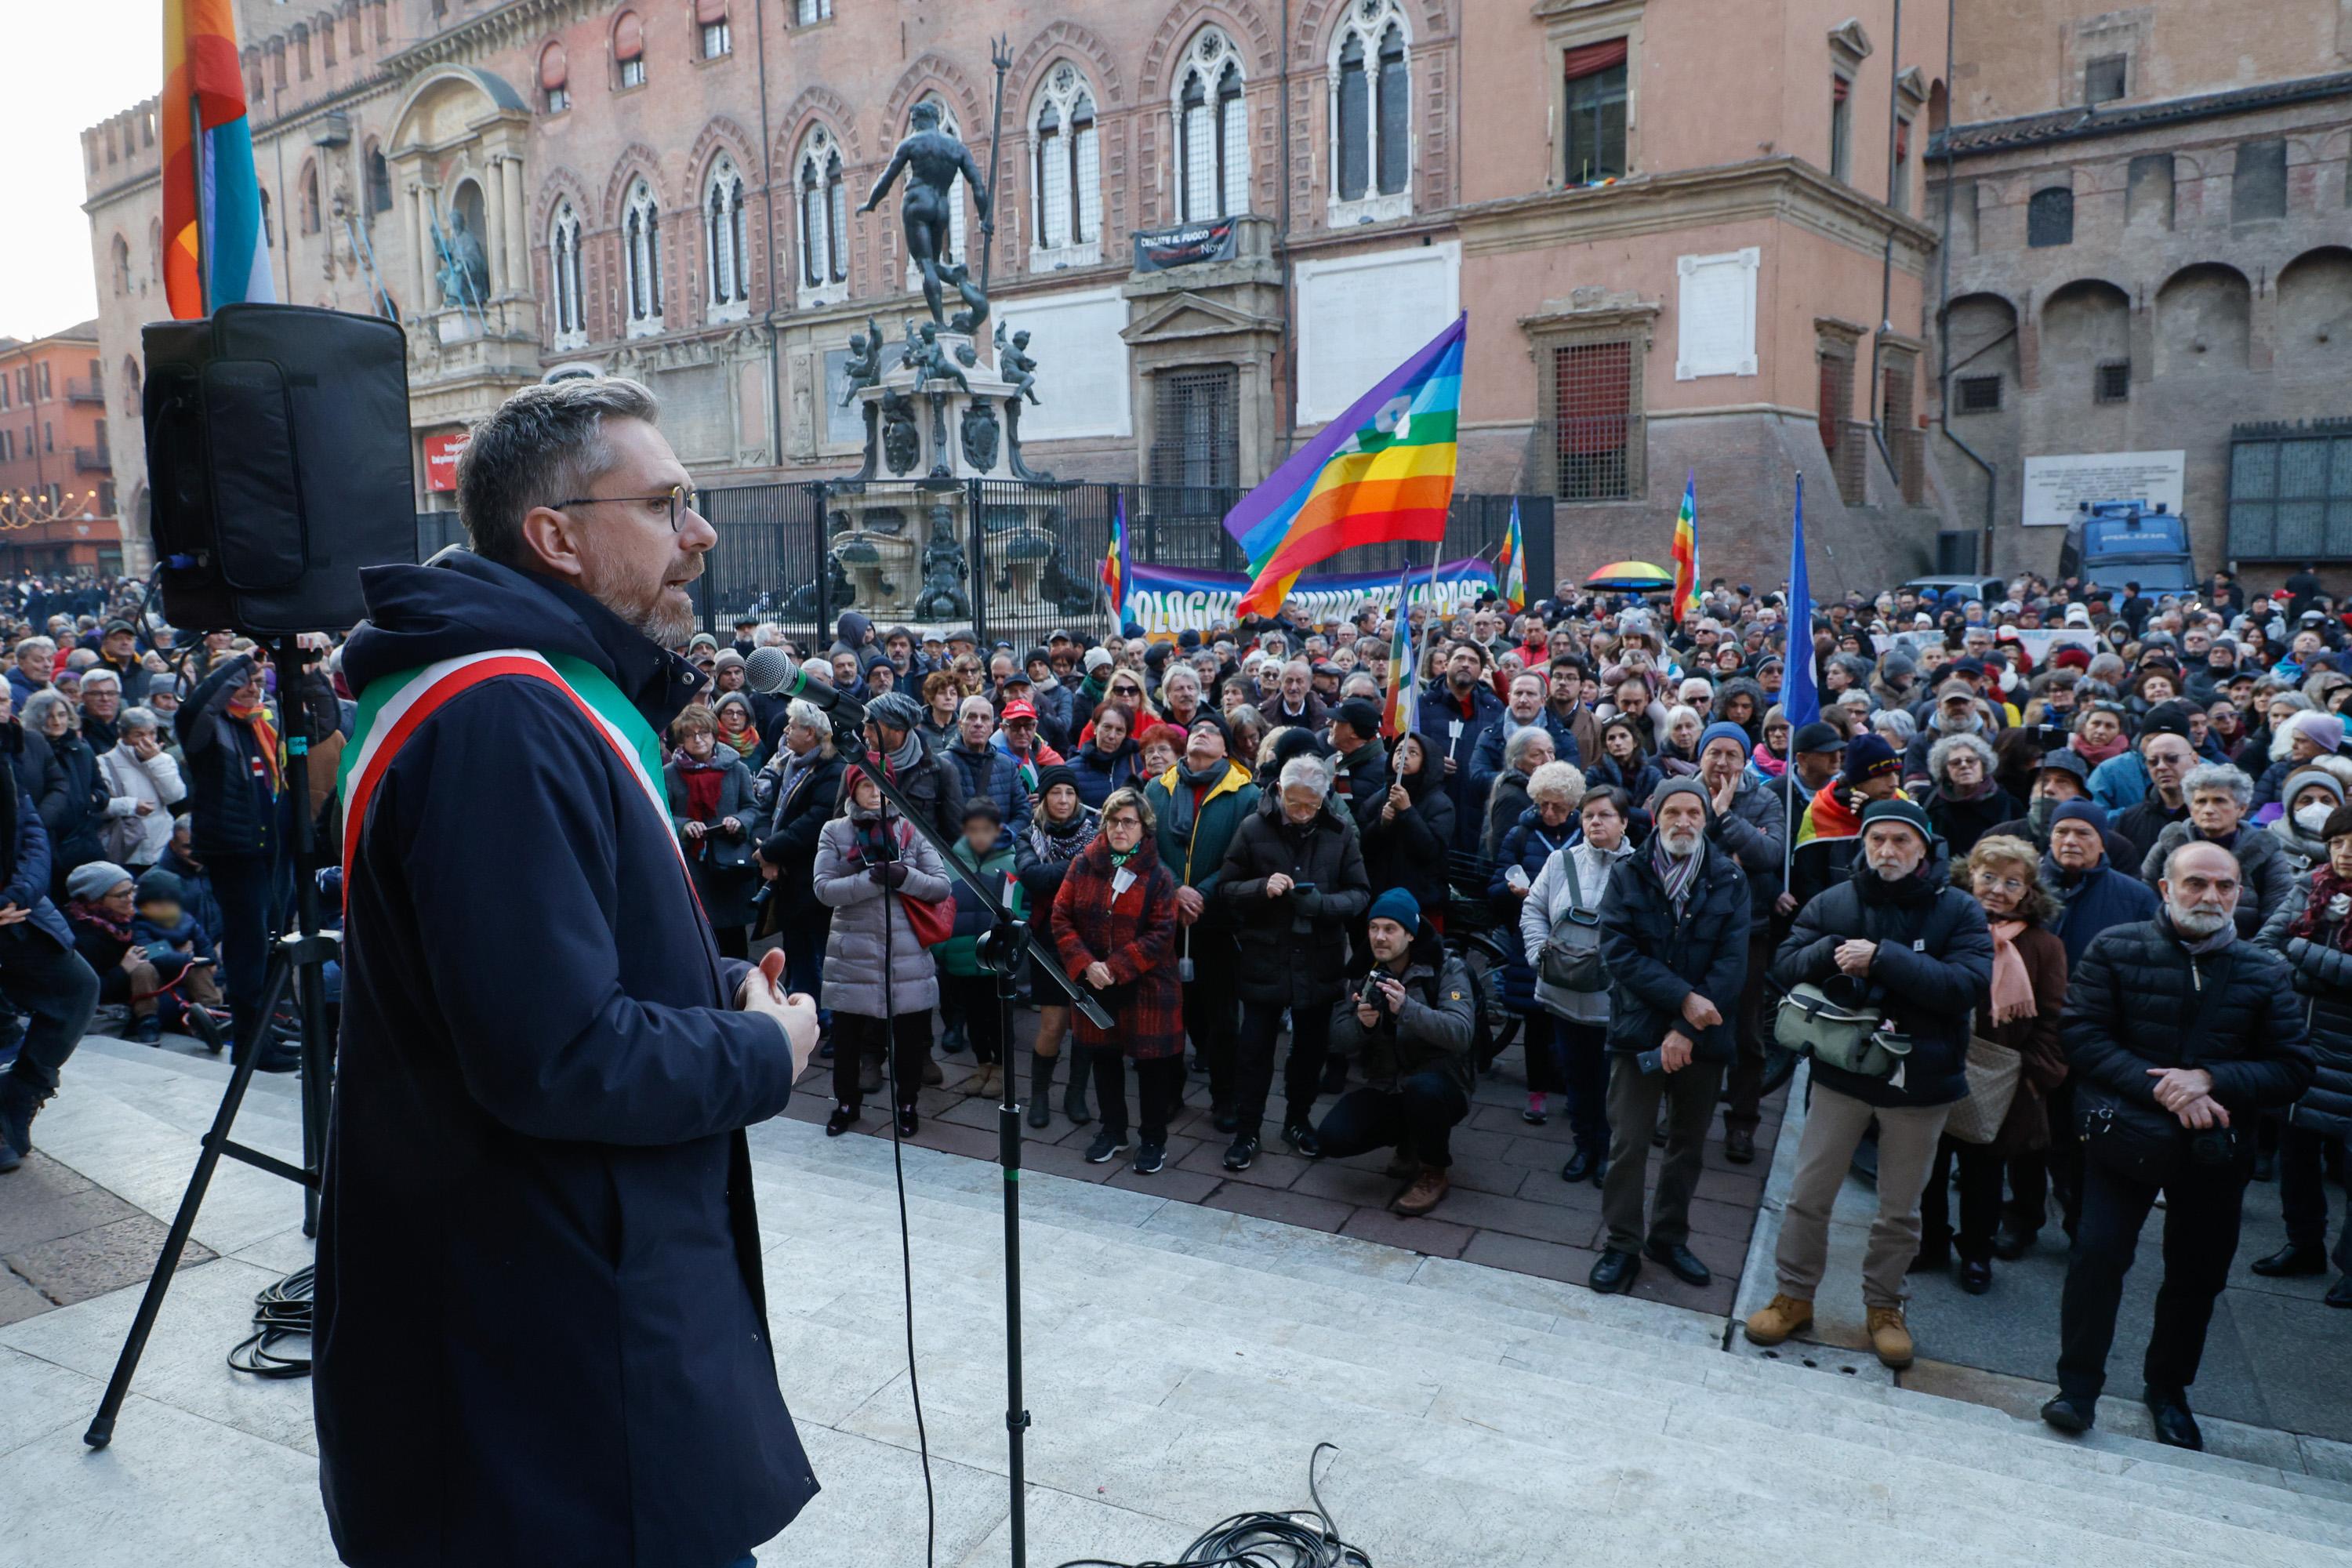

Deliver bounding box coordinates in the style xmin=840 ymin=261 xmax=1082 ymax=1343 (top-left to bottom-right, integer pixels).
xmin=2029 ymin=797 xmax=2056 ymax=833
xmin=2296 ymin=802 xmax=2337 ymax=834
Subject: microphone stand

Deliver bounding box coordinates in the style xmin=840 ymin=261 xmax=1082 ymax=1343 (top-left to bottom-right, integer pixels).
xmin=829 ymin=711 xmax=1106 ymax=1568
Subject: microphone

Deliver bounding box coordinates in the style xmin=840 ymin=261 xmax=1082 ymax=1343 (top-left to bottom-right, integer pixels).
xmin=742 ymin=645 xmax=867 ymax=724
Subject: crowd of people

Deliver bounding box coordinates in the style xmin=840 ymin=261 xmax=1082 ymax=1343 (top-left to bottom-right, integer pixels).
xmin=1 ymin=533 xmax=2345 ymax=1458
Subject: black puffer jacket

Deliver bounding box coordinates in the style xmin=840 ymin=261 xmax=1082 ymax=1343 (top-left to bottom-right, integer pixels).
xmin=174 ymin=653 xmax=281 ymax=858
xmin=1596 ymin=841 xmax=1752 ymax=1062
xmin=1360 ymin=767 xmax=1453 ymax=920
xmin=36 ymin=727 xmax=111 ymax=893
xmin=1215 ymin=788 xmax=1370 ymax=1008
xmin=1773 ymin=858 xmax=1993 ymax=1108
xmin=2063 ymin=916 xmax=2314 ymax=1124
xmin=2257 ymin=877 xmax=2352 ymax=1141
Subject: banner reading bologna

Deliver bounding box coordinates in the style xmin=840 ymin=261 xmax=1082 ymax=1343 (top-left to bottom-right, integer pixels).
xmin=1123 ymin=557 xmax=1499 ymax=637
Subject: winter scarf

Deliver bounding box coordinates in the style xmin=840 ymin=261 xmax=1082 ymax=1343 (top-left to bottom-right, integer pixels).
xmin=2290 ymin=865 xmax=2352 ymax=953
xmin=1748 ymin=741 xmax=1786 ymax=779
xmin=1984 ymin=917 xmax=2038 ymax=1023
xmin=1651 ymin=833 xmax=1705 ymax=910
xmin=2072 ymin=731 xmax=2129 ymax=768
xmin=1026 ymin=804 xmax=1098 ymax=866
xmin=1166 ymin=757 xmax=1229 ymax=839
xmin=715 ymin=712 xmax=760 ymax=758
xmin=228 ymin=697 xmax=283 ymax=797
xmin=675 ymin=753 xmax=729 ymax=822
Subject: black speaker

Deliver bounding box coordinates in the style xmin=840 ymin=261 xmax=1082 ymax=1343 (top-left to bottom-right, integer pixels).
xmin=142 ymin=303 xmax=418 ymax=636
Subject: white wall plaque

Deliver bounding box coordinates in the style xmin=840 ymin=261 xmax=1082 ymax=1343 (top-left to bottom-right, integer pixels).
xmin=1674 ymin=247 xmax=1760 ymax=380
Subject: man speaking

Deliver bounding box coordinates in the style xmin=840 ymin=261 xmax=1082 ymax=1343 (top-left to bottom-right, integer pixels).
xmin=316 ymin=378 xmax=821 ymax=1567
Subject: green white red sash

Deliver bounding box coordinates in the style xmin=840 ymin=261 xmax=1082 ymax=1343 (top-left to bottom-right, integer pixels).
xmin=339 ymin=648 xmax=698 ymax=908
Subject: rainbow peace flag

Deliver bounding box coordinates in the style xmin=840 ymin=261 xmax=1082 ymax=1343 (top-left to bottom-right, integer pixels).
xmin=1100 ymin=492 xmax=1131 ymax=627
xmin=1669 ymin=472 xmax=1699 ymax=625
xmin=1497 ymin=498 xmax=1526 ymax=613
xmin=1382 ymin=561 xmax=1422 ymax=739
xmin=1226 ymin=315 xmax=1466 ymax=619
xmin=163 ymin=0 xmax=275 ymax=318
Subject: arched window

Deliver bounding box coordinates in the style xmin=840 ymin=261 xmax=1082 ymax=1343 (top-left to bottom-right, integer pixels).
xmin=796 ymin=125 xmax=848 ymax=301
xmin=539 ymin=42 xmax=570 ymax=114
xmin=623 ymin=178 xmax=664 ymax=334
xmin=110 ymin=235 xmax=131 ymax=296
xmin=613 ymin=10 xmax=646 ymax=90
xmin=121 ymin=358 xmax=141 ymax=423
xmin=1176 ymin=29 xmax=1249 ymax=222
xmin=365 ymin=141 xmax=393 ymax=214
xmin=1030 ymin=63 xmax=1102 ymax=267
xmin=148 ymin=219 xmax=163 ymax=286
xmin=299 ymin=161 xmax=321 ymax=234
xmin=2027 ymin=186 xmax=2074 ymax=248
xmin=1332 ymin=2 xmax=1410 ymax=215
xmin=704 ymin=154 xmax=750 ymax=315
xmin=549 ymin=201 xmax=586 ymax=348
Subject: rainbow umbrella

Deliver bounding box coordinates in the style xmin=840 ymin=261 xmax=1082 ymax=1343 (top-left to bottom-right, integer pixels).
xmin=1585 ymin=561 xmax=1674 ymax=590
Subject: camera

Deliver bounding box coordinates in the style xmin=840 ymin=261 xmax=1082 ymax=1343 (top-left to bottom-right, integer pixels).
xmin=1357 ymin=973 xmax=1391 ymax=1014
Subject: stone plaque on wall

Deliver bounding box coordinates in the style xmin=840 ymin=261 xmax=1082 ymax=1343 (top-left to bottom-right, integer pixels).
xmin=1295 ymin=242 xmax=1461 ymax=426
xmin=1675 ymin=247 xmax=1760 ymax=380
xmin=822 ymin=349 xmax=866 ymax=448
xmin=654 ymin=363 xmax=728 ymax=463
xmin=996 ymin=285 xmax=1132 ymax=441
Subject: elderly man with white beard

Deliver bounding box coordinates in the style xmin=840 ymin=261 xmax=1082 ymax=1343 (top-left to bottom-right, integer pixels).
xmin=1748 ymin=798 xmax=1993 ymax=1370
xmin=2039 ymin=840 xmax=2314 ymax=1450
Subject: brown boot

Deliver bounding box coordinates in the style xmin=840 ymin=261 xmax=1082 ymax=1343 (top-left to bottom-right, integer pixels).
xmin=1743 ymin=1294 xmax=1814 ymax=1346
xmin=1382 ymin=1149 xmax=1420 ymax=1180
xmin=1866 ymin=1305 xmax=1915 ymax=1369
xmin=922 ymin=1054 xmax=945 ymax=1087
xmin=1392 ymin=1167 xmax=1450 ymax=1217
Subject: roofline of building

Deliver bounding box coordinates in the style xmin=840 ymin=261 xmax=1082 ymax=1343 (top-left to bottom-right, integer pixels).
xmin=1932 ymin=68 xmax=2352 ymax=160
xmin=0 ymin=322 xmax=103 ymax=355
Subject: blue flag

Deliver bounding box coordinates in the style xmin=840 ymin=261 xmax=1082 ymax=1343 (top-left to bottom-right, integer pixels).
xmin=1784 ymin=473 xmax=1818 ymax=729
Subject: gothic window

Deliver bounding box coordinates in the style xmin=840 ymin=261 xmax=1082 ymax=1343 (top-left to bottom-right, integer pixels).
xmin=549 ymin=201 xmax=586 ymax=347
xmin=705 ymin=155 xmax=750 ymax=314
xmin=797 ymin=127 xmax=848 ymax=300
xmin=299 ymin=162 xmax=322 ymax=234
xmin=1176 ymin=28 xmax=1248 ymax=222
xmin=1030 ymin=64 xmax=1101 ymax=265
xmin=624 ymin=179 xmax=663 ymax=334
xmin=365 ymin=141 xmax=393 ymax=213
xmin=1330 ymin=0 xmax=1410 ymax=215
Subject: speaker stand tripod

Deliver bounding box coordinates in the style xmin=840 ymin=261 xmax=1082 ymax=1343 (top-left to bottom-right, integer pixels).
xmin=84 ymin=637 xmax=340 ymax=1449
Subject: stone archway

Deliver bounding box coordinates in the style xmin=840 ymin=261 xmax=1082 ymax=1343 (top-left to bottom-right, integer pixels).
xmin=385 ymin=66 xmax=535 ymax=339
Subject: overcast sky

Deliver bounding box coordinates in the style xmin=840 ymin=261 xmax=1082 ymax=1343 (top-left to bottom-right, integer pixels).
xmin=1 ymin=2 xmax=163 ymax=341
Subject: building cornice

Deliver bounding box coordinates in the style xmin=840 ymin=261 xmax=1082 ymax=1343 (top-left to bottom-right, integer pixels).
xmin=1934 ymin=69 xmax=2352 ymax=160
xmin=383 ymin=0 xmax=600 ymax=75
xmin=1456 ymin=155 xmax=1938 ymax=274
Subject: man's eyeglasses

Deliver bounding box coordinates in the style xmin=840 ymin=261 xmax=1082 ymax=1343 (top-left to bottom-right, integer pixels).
xmin=556 ymin=483 xmax=704 ymax=532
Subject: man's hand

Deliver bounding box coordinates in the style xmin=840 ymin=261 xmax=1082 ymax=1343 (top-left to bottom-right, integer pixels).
xmin=1356 ymin=997 xmax=1382 ymax=1028
xmin=1679 ymin=992 xmax=1722 ymax=1029
xmin=719 ymin=816 xmax=742 ymax=836
xmin=1775 ymin=891 xmax=1798 ymax=916
xmin=2147 ymin=1065 xmax=2217 ymax=1116
xmin=1661 ymin=1030 xmax=1694 ymax=1073
xmin=1264 ymin=873 xmax=1294 ymax=898
xmin=1442 ymin=754 xmax=1457 ymax=775
xmin=738 ymin=950 xmax=819 ymax=1077
xmin=1174 ymin=885 xmax=1205 ymax=923
xmin=2171 ymin=1092 xmax=2230 ymax=1131
xmin=1833 ymin=938 xmax=1877 ymax=977
xmin=0 ymin=903 xmax=27 ymax=927
xmin=1084 ymin=960 xmax=1115 ymax=989
xmin=683 ymin=820 xmax=707 ymax=841
xmin=1711 ymin=775 xmax=1740 ymax=815
xmin=1375 ymin=975 xmax=1407 ymax=1013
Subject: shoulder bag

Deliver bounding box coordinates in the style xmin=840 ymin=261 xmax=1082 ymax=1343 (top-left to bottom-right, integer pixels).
xmin=1944 ymin=1032 xmax=2024 ymax=1145
xmin=1774 ymin=982 xmax=1909 ymax=1079
xmin=1538 ymin=851 xmax=1610 ymax=993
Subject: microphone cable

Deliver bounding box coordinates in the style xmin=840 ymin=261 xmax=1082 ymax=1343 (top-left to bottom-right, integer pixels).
xmin=227 ymin=1264 xmax=314 ymax=1378
xmin=1052 ymin=1444 xmax=1372 ymax=1568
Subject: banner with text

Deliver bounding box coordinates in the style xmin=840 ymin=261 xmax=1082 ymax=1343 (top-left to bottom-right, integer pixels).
xmin=1127 ymin=557 xmax=1499 ymax=636
xmin=1870 ymin=629 xmax=2098 ymax=664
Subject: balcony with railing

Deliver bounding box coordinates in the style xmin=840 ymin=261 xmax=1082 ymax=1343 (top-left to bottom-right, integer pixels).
xmin=74 ymin=444 xmax=111 ymax=473
xmin=66 ymin=378 xmax=104 ymax=404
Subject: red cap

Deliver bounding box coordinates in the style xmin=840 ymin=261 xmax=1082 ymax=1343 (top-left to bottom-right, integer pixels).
xmin=1000 ymin=699 xmax=1037 ymax=721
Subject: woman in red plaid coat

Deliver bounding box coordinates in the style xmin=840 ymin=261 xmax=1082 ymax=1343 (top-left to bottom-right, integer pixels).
xmin=1052 ymin=786 xmax=1183 ymax=1174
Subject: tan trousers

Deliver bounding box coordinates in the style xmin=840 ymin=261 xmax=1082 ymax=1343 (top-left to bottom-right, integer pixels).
xmin=1774 ymin=1080 xmax=1951 ymax=1310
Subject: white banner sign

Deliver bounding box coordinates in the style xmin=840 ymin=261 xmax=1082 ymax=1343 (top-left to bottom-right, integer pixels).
xmin=2020 ymin=451 xmax=2185 ymax=528
xmin=1871 ymin=629 xmax=2096 ymax=662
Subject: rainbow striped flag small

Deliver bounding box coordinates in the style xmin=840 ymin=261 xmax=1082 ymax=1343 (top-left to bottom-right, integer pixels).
xmin=1100 ymin=492 xmax=1131 ymax=628
xmin=1227 ymin=315 xmax=1465 ymax=619
xmin=1670 ymin=473 xmax=1699 ymax=625
xmin=163 ymin=0 xmax=274 ymax=318
xmin=1497 ymin=499 xmax=1526 ymax=614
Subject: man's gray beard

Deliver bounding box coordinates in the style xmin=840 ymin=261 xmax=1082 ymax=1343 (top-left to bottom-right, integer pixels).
xmin=2169 ymin=901 xmax=2231 ymax=938
xmin=586 ymin=560 xmax=697 ymax=649
xmin=1869 ymin=856 xmax=1914 ymax=880
xmin=1659 ymin=827 xmax=1700 ymax=856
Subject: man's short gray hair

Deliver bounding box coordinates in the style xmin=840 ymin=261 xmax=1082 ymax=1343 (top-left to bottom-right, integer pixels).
xmin=2182 ymin=763 xmax=2252 ymax=807
xmin=14 ymin=637 xmax=53 ymax=659
xmin=1277 ymin=756 xmax=1331 ymax=798
xmin=78 ymin=669 xmax=121 ymax=693
xmin=456 ymin=376 xmax=661 ymax=568
xmin=787 ymin=699 xmax=830 ymax=732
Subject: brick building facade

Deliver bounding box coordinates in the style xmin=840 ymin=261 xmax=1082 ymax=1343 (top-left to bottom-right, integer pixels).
xmin=1929 ymin=0 xmax=2352 ymax=587
xmin=0 ymin=323 xmax=124 ymax=575
xmin=84 ymin=0 xmax=1953 ymax=595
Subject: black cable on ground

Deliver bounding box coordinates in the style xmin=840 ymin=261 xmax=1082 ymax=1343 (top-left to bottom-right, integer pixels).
xmin=227 ymin=1265 xmax=313 ymax=1378
xmin=1054 ymin=1443 xmax=1372 ymax=1568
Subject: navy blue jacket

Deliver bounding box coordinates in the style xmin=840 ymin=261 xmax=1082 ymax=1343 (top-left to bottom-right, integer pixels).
xmin=1416 ymin=676 xmax=1507 ymax=853
xmin=2042 ymin=858 xmax=2161 ymax=971
xmin=316 ymin=554 xmax=816 ymax=1568
xmin=1596 ymin=840 xmax=1752 ymax=1060
xmin=1467 ymin=710 xmax=1582 ymax=808
xmin=0 ymin=726 xmax=72 ymax=949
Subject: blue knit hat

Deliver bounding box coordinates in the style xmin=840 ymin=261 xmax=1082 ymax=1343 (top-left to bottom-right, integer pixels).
xmin=1367 ymin=887 xmax=1421 ymax=930
xmin=1697 ymin=720 xmax=1751 ymax=762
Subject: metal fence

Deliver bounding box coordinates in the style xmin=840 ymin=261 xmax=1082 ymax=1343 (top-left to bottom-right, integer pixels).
xmin=687 ymin=478 xmax=1555 ymax=648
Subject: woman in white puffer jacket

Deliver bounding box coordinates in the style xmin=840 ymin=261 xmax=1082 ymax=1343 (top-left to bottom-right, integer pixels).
xmin=1520 ymin=783 xmax=1636 ymax=1190
xmin=97 ymin=706 xmax=186 ymax=872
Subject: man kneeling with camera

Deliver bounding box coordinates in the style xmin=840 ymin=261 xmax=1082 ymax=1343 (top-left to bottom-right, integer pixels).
xmin=1316 ymin=887 xmax=1476 ymax=1217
